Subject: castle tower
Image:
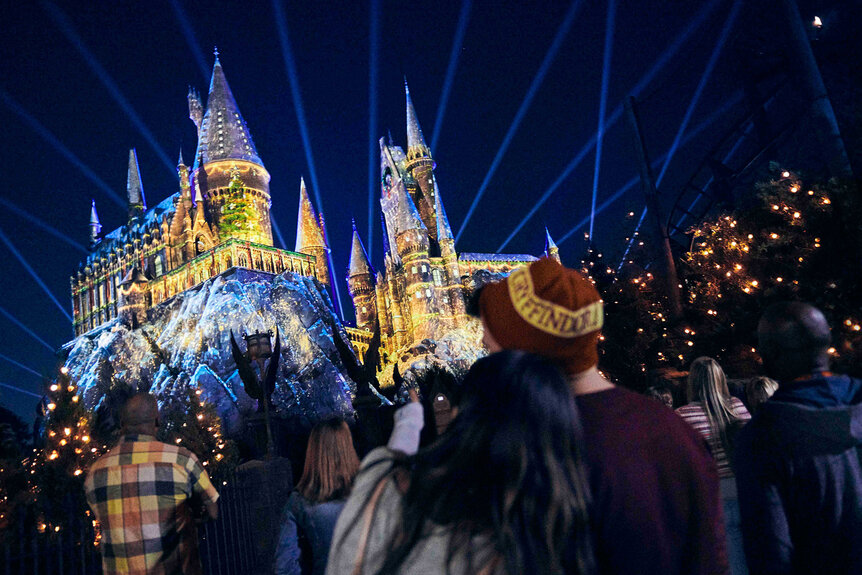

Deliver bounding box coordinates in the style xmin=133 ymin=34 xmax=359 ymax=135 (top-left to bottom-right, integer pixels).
xmin=392 ymin=177 xmax=436 ymax=340
xmin=295 ymin=177 xmax=331 ymax=290
xmin=434 ymin=184 xmax=466 ymax=324
xmin=192 ymin=51 xmax=273 ymax=246
xmin=545 ymin=227 xmax=561 ymax=263
xmin=88 ymin=200 xmax=102 ymax=251
xmin=403 ymin=81 xmax=438 ymax=244
xmin=127 ymin=149 xmax=146 ymax=220
xmin=347 ymin=221 xmax=377 ymax=331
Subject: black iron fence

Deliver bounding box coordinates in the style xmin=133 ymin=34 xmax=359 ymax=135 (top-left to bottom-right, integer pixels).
xmin=0 ymin=460 xmax=293 ymax=575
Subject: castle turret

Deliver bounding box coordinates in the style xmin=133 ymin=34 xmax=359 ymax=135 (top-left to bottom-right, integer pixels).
xmin=178 ymin=149 xmax=192 ymax=210
xmin=188 ymin=87 xmax=203 ymax=135
xmin=127 ymin=149 xmax=146 ymax=220
xmin=434 ymin=184 xmax=465 ymax=324
xmin=192 ymin=51 xmax=273 ymax=246
xmin=347 ymin=221 xmax=377 ymax=331
xmin=88 ymin=199 xmax=102 ymax=251
xmin=545 ymin=227 xmax=561 ymax=263
xmin=295 ymin=178 xmax=331 ymax=290
xmin=403 ymin=81 xmax=438 ymax=243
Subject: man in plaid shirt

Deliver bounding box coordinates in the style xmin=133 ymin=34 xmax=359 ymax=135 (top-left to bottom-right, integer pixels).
xmin=85 ymin=393 xmax=219 ymax=575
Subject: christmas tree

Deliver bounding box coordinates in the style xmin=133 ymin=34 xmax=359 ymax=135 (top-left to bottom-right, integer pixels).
xmin=218 ymin=167 xmax=259 ymax=242
xmin=158 ymin=385 xmax=238 ymax=485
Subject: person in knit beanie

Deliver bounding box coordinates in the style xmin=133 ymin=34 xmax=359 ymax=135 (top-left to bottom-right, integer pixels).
xmin=474 ymin=258 xmax=729 ymax=575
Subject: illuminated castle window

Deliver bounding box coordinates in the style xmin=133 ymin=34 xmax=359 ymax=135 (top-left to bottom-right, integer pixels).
xmin=411 ymin=266 xmax=417 ymax=274
xmin=238 ymin=254 xmax=248 ymax=267
xmin=433 ymin=270 xmax=442 ymax=286
xmin=224 ymin=256 xmax=232 ymax=269
xmin=425 ymin=288 xmax=431 ymax=298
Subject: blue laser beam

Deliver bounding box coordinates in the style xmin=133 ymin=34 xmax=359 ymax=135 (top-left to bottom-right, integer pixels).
xmin=431 ymin=0 xmax=472 ymax=151
xmin=169 ymin=0 xmax=209 ymax=80
xmin=367 ymin=0 xmax=381 ymax=260
xmin=271 ymin=218 xmax=287 ymax=249
xmin=0 ymin=352 xmax=42 ymax=378
xmin=496 ymin=0 xmax=723 ymax=252
xmin=272 ymin=0 xmax=345 ymax=320
xmin=0 ymin=382 xmax=41 ymax=399
xmin=0 ymin=198 xmax=87 ymax=253
xmin=588 ymin=0 xmax=617 ymax=242
xmin=455 ymin=0 xmax=586 ymax=243
xmin=558 ymin=91 xmax=743 ymax=248
xmin=655 ymin=0 xmax=742 ymax=188
xmin=42 ymin=1 xmax=174 ymax=174
xmin=0 ymin=306 xmax=55 ymax=352
xmin=0 ymin=88 xmax=123 ymax=207
xmin=0 ymin=225 xmax=71 ymax=322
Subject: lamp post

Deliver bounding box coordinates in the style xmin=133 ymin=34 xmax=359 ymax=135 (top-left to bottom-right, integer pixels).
xmin=244 ymin=331 xmax=274 ymax=457
xmin=230 ymin=329 xmax=280 ymax=458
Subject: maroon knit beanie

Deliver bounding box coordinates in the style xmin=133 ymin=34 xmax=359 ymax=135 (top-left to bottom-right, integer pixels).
xmin=478 ymin=258 xmax=603 ymax=374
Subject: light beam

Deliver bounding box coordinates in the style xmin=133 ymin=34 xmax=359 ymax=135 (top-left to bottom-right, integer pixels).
xmin=272 ymin=0 xmax=346 ymax=320
xmin=0 ymin=382 xmax=42 ymax=399
xmin=367 ymin=0 xmax=381 ymax=260
xmin=0 ymin=352 xmax=42 ymax=378
xmin=456 ymin=0 xmax=586 ymax=242
xmin=0 ymin=88 xmax=123 ymax=207
xmin=588 ymin=0 xmax=617 ymax=241
xmin=169 ymin=0 xmax=209 ymax=80
xmin=42 ymin=1 xmax=174 ymax=174
xmin=271 ymin=218 xmax=287 ymax=249
xmin=0 ymin=225 xmax=72 ymax=322
xmin=0 ymin=198 xmax=87 ymax=253
xmin=496 ymin=0 xmax=723 ymax=251
xmin=557 ymin=91 xmax=742 ymax=247
xmin=0 ymin=306 xmax=56 ymax=352
xmin=431 ymin=0 xmax=472 ymax=151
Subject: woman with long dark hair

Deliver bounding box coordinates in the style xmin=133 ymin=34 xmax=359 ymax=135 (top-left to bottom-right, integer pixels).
xmin=676 ymin=356 xmax=750 ymax=574
xmin=326 ymin=350 xmax=595 ymax=574
xmin=274 ymin=419 xmax=360 ymax=575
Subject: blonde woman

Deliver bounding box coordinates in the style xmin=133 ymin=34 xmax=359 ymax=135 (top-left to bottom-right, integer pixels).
xmin=677 ymin=356 xmax=750 ymax=574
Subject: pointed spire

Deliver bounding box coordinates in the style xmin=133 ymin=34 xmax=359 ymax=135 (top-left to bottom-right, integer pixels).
xmin=348 ymin=220 xmax=374 ymax=278
xmin=194 ymin=52 xmax=263 ymax=167
xmin=127 ymin=149 xmax=146 ymax=217
xmin=394 ymin=182 xmax=426 ymax=234
xmin=405 ymin=80 xmax=431 ymax=159
xmin=193 ymin=182 xmax=204 ymax=204
xmin=295 ymin=177 xmax=325 ymax=252
xmin=88 ymin=199 xmax=102 ymax=251
xmin=178 ymin=147 xmax=185 ymax=167
xmin=545 ymin=227 xmax=561 ymax=263
xmin=380 ymin=212 xmax=390 ymax=258
xmin=434 ymin=181 xmax=454 ymax=243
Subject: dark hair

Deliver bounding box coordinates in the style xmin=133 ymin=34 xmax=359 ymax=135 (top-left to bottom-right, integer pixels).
xmin=296 ymin=419 xmax=360 ymax=503
xmin=372 ymin=350 xmax=595 ymax=574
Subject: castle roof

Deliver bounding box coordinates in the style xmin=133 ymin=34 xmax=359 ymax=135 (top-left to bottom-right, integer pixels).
xmin=405 ymin=80 xmax=431 ymax=160
xmin=458 ymin=253 xmax=539 ymax=263
xmin=393 ymin=182 xmax=426 ymax=235
xmin=127 ymin=149 xmax=146 ymax=210
xmin=348 ymin=222 xmax=374 ymax=278
xmin=195 ymin=55 xmax=262 ymax=167
xmin=433 ymin=181 xmax=453 ymax=243
xmin=544 ymin=227 xmax=559 ymax=254
xmin=89 ymin=200 xmax=101 ymax=228
xmin=295 ymin=177 xmax=325 ymax=252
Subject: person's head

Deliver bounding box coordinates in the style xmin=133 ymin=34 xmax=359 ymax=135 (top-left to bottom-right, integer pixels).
xmin=474 ymin=258 xmax=603 ymax=376
xmin=376 ymin=350 xmax=594 ymax=574
xmin=119 ymin=392 xmax=159 ymax=436
xmin=757 ymin=302 xmax=831 ymax=382
xmin=686 ymin=357 xmax=741 ymax=449
xmin=646 ymin=385 xmax=674 ymax=409
xmin=745 ymin=376 xmax=779 ymax=412
xmin=296 ymin=419 xmax=359 ymax=503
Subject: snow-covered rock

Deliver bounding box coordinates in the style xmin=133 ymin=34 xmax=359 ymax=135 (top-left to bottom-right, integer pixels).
xmin=64 ymin=269 xmax=355 ymax=435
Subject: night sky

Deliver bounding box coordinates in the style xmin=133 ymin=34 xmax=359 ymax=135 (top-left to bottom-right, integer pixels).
xmin=0 ymin=1 xmax=845 ymax=421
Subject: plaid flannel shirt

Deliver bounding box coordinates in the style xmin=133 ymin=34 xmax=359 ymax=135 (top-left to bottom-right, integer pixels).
xmin=85 ymin=434 xmax=219 ymax=575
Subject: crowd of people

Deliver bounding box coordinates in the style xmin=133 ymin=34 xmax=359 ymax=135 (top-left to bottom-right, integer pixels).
xmin=83 ymin=258 xmax=862 ymax=574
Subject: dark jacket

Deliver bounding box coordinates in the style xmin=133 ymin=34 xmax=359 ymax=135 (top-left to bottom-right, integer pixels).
xmin=734 ymin=374 xmax=862 ymax=574
xmin=274 ymin=492 xmax=346 ymax=575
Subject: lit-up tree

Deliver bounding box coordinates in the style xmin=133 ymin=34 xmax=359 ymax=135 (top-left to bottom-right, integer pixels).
xmin=158 ymin=385 xmax=238 ymax=484
xmin=219 ymin=168 xmax=258 ymax=241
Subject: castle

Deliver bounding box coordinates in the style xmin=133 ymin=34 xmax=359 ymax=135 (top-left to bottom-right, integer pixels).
xmin=70 ymin=54 xmax=559 ymax=366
